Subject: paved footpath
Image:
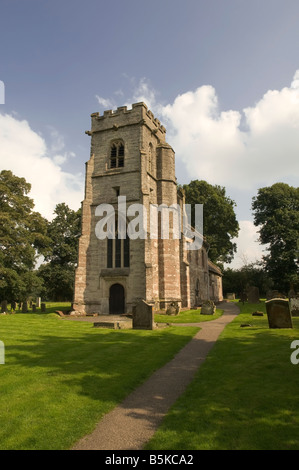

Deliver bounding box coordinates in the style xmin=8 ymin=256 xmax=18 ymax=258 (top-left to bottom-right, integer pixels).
xmin=72 ymin=301 xmax=239 ymax=451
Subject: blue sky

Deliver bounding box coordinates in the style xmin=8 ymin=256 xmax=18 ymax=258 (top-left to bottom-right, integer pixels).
xmin=1 ymin=0 xmax=299 ymax=268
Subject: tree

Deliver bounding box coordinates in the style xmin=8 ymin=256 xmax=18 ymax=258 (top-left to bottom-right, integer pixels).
xmin=0 ymin=170 xmax=49 ymax=301
xmin=223 ymin=262 xmax=272 ymax=297
xmin=183 ymin=180 xmax=239 ymax=265
xmin=252 ymin=182 xmax=299 ymax=293
xmin=38 ymin=203 xmax=81 ymax=301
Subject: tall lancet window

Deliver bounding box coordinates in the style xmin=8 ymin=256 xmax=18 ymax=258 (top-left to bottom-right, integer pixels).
xmin=107 ymin=215 xmax=130 ymax=268
xmin=110 ymin=141 xmax=125 ymax=168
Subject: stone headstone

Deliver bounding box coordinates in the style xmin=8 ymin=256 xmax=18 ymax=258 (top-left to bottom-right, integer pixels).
xmin=252 ymin=311 xmax=264 ymax=316
xmin=41 ymin=303 xmax=46 ymax=313
xmin=32 ymin=304 xmax=37 ymax=312
xmin=266 ymin=298 xmax=293 ymax=329
xmin=1 ymin=300 xmax=7 ymax=313
xmin=166 ymin=301 xmax=180 ymax=316
xmin=247 ymin=286 xmax=260 ymax=303
xmin=36 ymin=297 xmax=41 ymax=308
xmin=133 ymin=300 xmax=154 ymax=330
xmin=201 ymin=300 xmax=216 ymax=315
xmin=227 ymin=293 xmax=235 ymax=300
xmin=290 ymin=297 xmax=299 ymax=317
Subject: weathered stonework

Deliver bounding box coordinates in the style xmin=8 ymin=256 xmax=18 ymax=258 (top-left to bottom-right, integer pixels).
xmin=72 ymin=102 xmax=223 ymax=315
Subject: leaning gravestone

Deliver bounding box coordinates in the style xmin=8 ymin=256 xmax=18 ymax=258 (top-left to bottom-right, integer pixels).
xmin=290 ymin=297 xmax=299 ymax=317
xmin=201 ymin=300 xmax=216 ymax=315
xmin=266 ymin=298 xmax=293 ymax=329
xmin=133 ymin=300 xmax=154 ymax=330
xmin=166 ymin=301 xmax=180 ymax=316
xmin=247 ymin=286 xmax=260 ymax=303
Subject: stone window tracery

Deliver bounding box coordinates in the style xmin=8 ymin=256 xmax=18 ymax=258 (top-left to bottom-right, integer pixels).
xmin=110 ymin=141 xmax=125 ymax=168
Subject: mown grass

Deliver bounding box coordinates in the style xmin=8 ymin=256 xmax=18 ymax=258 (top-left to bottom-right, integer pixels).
xmin=154 ymin=308 xmax=223 ymax=324
xmin=146 ymin=301 xmax=299 ymax=450
xmin=0 ymin=311 xmax=199 ymax=450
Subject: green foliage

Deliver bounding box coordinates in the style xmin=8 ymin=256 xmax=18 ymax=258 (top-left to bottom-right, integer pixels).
xmin=223 ymin=262 xmax=272 ymax=296
xmin=38 ymin=203 xmax=81 ymax=301
xmin=252 ymin=183 xmax=299 ymax=292
xmin=183 ymin=180 xmax=239 ymax=264
xmin=0 ymin=170 xmax=49 ymax=301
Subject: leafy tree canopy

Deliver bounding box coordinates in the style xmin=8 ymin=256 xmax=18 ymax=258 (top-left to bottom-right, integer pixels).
xmin=0 ymin=170 xmax=49 ymax=301
xmin=38 ymin=203 xmax=81 ymax=301
xmin=252 ymin=182 xmax=299 ymax=292
xmin=183 ymin=180 xmax=239 ymax=265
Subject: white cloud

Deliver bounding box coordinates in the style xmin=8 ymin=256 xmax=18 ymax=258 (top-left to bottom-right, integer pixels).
xmin=160 ymin=70 xmax=299 ymax=190
xmin=0 ymin=113 xmax=83 ymax=220
xmin=227 ymin=220 xmax=266 ymax=269
xmin=95 ymin=95 xmax=114 ymax=109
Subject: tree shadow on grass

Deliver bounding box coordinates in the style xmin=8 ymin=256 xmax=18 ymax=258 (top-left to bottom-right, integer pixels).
xmin=1 ymin=321 xmax=200 ymax=449
xmin=145 ymin=324 xmax=299 ymax=450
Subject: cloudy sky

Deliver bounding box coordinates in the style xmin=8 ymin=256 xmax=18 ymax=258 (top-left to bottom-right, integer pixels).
xmin=1 ymin=0 xmax=299 ymax=268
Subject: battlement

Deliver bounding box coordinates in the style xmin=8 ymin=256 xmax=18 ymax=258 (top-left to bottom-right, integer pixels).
xmin=88 ymin=102 xmax=166 ymax=136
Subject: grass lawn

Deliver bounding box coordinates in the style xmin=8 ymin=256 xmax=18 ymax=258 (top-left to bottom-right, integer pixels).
xmin=146 ymin=300 xmax=299 ymax=450
xmin=0 ymin=310 xmax=199 ymax=450
xmin=154 ymin=308 xmax=223 ymax=324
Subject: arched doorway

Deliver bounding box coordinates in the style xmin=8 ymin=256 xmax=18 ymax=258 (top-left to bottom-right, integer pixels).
xmin=109 ymin=283 xmax=125 ymax=315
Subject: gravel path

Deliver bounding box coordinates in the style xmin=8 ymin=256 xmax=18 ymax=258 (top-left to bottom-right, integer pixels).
xmin=72 ymin=301 xmax=239 ymax=450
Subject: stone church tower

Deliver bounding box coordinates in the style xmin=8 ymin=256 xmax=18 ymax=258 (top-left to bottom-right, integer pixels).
xmin=72 ymin=102 xmax=222 ymax=315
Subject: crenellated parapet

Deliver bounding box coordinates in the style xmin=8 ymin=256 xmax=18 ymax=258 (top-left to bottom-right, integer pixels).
xmin=85 ymin=102 xmax=166 ymax=141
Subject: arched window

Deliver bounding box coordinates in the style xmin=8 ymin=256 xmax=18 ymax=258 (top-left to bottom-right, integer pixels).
xmin=110 ymin=141 xmax=125 ymax=168
xmin=107 ymin=215 xmax=130 ymax=268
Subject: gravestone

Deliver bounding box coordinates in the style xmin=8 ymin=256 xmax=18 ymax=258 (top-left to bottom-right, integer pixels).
xmin=132 ymin=300 xmax=154 ymax=330
xmin=22 ymin=301 xmax=28 ymax=313
xmin=41 ymin=303 xmax=46 ymax=313
xmin=290 ymin=297 xmax=299 ymax=317
xmin=247 ymin=286 xmax=260 ymax=303
xmin=166 ymin=301 xmax=180 ymax=315
xmin=36 ymin=297 xmax=41 ymax=308
xmin=201 ymin=300 xmax=216 ymax=315
xmin=266 ymin=298 xmax=293 ymax=329
xmin=1 ymin=300 xmax=7 ymax=313
xmin=227 ymin=293 xmax=235 ymax=300
xmin=32 ymin=304 xmax=37 ymax=312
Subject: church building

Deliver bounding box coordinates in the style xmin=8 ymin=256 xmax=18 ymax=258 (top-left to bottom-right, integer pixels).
xmin=72 ymin=102 xmax=222 ymax=315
